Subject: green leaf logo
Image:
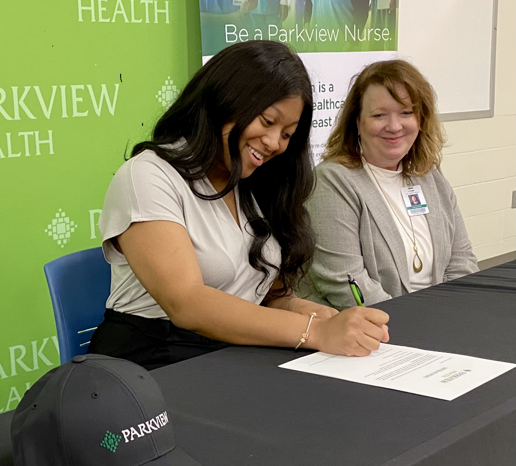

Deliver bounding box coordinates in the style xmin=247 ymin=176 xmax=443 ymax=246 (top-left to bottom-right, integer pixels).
xmin=100 ymin=431 xmax=122 ymax=453
xmin=44 ymin=209 xmax=78 ymax=248
xmin=156 ymin=76 xmax=179 ymax=108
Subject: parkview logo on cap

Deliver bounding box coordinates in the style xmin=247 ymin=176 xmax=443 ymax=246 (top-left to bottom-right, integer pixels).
xmin=11 ymin=354 xmax=200 ymax=466
xmin=120 ymin=410 xmax=170 ymax=444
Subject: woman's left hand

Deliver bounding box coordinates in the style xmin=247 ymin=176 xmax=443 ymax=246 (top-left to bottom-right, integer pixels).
xmin=268 ymin=295 xmax=338 ymax=319
xmin=290 ymin=299 xmax=339 ymax=319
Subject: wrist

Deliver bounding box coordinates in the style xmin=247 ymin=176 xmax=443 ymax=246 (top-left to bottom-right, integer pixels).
xmin=294 ymin=312 xmax=317 ymax=350
xmin=303 ymin=317 xmax=322 ymax=350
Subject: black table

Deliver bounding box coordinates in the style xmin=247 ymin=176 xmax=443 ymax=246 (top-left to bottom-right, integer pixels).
xmin=1 ymin=261 xmax=516 ymax=466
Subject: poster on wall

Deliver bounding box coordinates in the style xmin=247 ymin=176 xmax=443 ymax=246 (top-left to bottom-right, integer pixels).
xmin=199 ymin=0 xmax=399 ymax=162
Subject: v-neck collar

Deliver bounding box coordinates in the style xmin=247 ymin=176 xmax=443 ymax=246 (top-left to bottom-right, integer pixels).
xmin=202 ymin=178 xmax=243 ymax=232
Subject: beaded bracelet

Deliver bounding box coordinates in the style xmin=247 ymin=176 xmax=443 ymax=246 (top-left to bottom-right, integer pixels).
xmin=295 ymin=312 xmax=317 ymax=350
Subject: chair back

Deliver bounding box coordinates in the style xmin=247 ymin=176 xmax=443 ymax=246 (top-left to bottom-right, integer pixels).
xmin=44 ymin=247 xmax=111 ymax=364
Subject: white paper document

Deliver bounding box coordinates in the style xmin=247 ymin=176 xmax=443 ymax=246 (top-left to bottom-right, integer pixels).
xmin=279 ymin=344 xmax=516 ymax=401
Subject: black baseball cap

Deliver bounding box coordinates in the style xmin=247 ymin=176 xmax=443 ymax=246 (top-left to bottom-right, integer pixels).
xmin=11 ymin=354 xmax=200 ymax=465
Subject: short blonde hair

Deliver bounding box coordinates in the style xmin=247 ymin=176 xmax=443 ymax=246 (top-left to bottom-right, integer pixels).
xmin=323 ymin=59 xmax=445 ymax=177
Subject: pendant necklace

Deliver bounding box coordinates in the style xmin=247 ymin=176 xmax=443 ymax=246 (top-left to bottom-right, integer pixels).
xmin=366 ymin=162 xmax=423 ymax=274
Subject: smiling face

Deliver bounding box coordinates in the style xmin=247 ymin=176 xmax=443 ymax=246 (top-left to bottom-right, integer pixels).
xmin=358 ymin=83 xmax=419 ymax=171
xmin=219 ymin=96 xmax=304 ymax=180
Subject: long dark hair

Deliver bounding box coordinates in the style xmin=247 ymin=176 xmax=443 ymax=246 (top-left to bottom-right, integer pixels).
xmin=132 ymin=41 xmax=315 ymax=297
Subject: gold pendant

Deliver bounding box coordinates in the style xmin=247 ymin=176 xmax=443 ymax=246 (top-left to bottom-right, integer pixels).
xmin=413 ymin=246 xmax=423 ymax=273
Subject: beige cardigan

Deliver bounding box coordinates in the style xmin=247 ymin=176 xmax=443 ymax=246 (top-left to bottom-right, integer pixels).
xmin=300 ymin=161 xmax=479 ymax=310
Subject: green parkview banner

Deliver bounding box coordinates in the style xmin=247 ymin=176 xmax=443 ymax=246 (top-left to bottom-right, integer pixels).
xmin=0 ymin=0 xmax=202 ymax=412
xmin=199 ymin=0 xmax=399 ymax=162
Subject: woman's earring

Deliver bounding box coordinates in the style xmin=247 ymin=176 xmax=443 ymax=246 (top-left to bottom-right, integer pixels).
xmin=357 ymin=135 xmax=363 ymax=156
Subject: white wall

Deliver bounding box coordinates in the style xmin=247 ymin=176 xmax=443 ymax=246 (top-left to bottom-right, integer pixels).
xmin=441 ymin=0 xmax=516 ymax=262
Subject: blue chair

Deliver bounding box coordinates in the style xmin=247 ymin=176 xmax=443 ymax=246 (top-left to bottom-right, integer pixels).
xmin=44 ymin=247 xmax=111 ymax=364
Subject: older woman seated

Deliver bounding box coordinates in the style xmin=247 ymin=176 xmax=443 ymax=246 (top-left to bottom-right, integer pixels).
xmin=302 ymin=59 xmax=478 ymax=309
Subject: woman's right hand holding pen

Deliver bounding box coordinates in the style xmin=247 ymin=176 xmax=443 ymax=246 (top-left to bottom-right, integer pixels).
xmin=308 ymin=306 xmax=390 ymax=357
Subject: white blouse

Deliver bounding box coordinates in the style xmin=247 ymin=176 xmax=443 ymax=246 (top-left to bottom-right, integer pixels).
xmin=99 ymin=151 xmax=281 ymax=319
xmin=363 ymin=161 xmax=434 ymax=292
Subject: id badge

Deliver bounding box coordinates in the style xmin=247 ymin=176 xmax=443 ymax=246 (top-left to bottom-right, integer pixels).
xmin=401 ymin=185 xmax=429 ymax=216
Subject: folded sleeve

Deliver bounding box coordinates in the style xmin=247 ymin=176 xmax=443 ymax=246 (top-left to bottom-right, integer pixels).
xmin=99 ymin=152 xmax=187 ymax=264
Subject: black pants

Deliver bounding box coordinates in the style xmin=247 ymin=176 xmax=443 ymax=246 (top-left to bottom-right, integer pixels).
xmin=88 ymin=309 xmax=228 ymax=370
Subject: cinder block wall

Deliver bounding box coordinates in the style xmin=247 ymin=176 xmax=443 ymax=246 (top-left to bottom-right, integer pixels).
xmin=441 ymin=0 xmax=515 ymax=262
